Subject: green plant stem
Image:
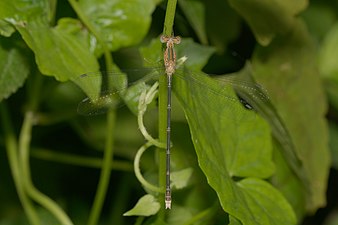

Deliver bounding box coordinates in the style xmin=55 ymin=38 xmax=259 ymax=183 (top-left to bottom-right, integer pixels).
xmin=0 ymin=103 xmax=40 ymax=225
xmin=159 ymin=0 xmax=178 ymax=214
xmin=68 ymin=1 xmax=117 ymax=224
xmin=87 ymin=110 xmax=116 ymax=225
xmin=31 ymin=148 xmax=133 ymax=171
xmin=19 ymin=112 xmax=73 ymax=225
xmin=19 ymin=73 xmax=74 ymax=225
xmin=162 ymin=0 xmax=178 ymax=36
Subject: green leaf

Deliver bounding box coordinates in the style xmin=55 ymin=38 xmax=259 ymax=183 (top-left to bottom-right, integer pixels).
xmin=78 ymin=0 xmax=157 ymax=53
xmin=123 ymin=194 xmax=160 ymax=216
xmin=0 ymin=38 xmax=29 ymax=101
xmin=228 ymin=0 xmax=307 ymax=46
xmin=172 ymin=68 xmax=295 ymax=224
xmin=176 ymin=38 xmax=216 ymax=71
xmin=15 ymin=19 xmax=99 ymax=80
xmin=0 ymin=1 xmax=100 ymax=99
xmin=222 ymin=63 xmax=307 ymax=210
xmin=252 ymin=20 xmax=330 ymax=212
xmin=13 ymin=19 xmax=100 ymax=100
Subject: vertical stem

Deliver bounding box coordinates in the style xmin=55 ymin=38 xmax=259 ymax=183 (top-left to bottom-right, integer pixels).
xmin=87 ymin=110 xmax=116 ymax=225
xmin=21 ymin=73 xmax=74 ymax=225
xmin=162 ymin=0 xmax=179 ymax=36
xmin=159 ymin=0 xmax=178 ymax=214
xmin=68 ymin=1 xmax=116 ymax=224
xmin=0 ymin=104 xmax=40 ymax=225
xmin=19 ymin=111 xmax=74 ymax=225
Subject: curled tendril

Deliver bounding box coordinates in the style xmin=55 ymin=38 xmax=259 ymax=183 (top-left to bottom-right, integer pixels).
xmin=134 ymin=141 xmax=163 ymax=193
xmin=137 ymin=82 xmax=166 ymax=149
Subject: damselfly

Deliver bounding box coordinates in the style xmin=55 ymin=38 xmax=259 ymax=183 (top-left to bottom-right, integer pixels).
xmin=76 ymin=35 xmax=269 ymax=209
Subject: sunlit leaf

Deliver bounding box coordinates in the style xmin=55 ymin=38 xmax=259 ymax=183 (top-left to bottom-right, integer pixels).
xmin=0 ymin=0 xmax=52 ymax=25
xmin=78 ymin=0 xmax=157 ymax=53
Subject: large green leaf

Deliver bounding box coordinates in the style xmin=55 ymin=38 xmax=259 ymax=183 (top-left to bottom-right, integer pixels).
xmin=13 ymin=19 xmax=100 ymax=100
xmin=252 ymin=20 xmax=329 ymax=212
xmin=228 ymin=0 xmax=308 ymax=46
xmin=0 ymin=38 xmax=30 ymax=101
xmin=14 ymin=19 xmax=99 ymax=81
xmin=172 ymin=68 xmax=296 ymax=224
xmin=0 ymin=0 xmax=101 ymax=100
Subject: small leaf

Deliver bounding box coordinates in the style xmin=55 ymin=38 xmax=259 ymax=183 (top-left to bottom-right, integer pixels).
xmin=0 ymin=39 xmax=29 ymax=101
xmin=236 ymin=178 xmax=297 ymax=225
xmin=123 ymin=194 xmax=160 ymax=216
xmin=171 ymin=167 xmax=193 ymax=189
xmin=0 ymin=20 xmax=15 ymax=37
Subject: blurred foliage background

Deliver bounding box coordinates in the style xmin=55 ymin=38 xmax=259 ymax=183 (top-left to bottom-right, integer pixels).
xmin=0 ymin=0 xmax=338 ymax=224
